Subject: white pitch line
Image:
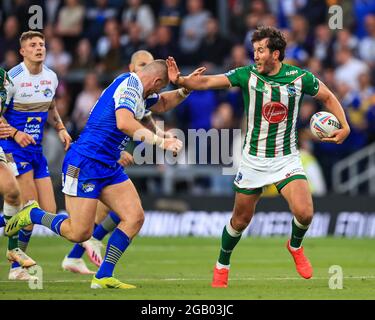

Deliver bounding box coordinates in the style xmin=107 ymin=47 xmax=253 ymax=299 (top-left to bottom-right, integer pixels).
xmin=0 ymin=275 xmax=375 ymax=283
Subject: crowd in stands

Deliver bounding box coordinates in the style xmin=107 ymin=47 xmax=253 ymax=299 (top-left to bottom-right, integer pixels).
xmin=1 ymin=0 xmax=375 ymax=194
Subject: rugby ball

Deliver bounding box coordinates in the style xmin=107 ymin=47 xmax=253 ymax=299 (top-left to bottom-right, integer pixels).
xmin=310 ymin=111 xmax=341 ymax=139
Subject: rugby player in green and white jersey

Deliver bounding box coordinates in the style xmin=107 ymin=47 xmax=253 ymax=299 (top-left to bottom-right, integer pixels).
xmin=0 ymin=67 xmax=37 ymax=280
xmin=167 ymin=26 xmax=350 ymax=287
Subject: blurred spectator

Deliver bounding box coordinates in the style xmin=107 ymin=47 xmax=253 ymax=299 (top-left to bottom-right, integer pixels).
xmin=42 ymin=0 xmax=62 ymax=25
xmin=96 ymin=20 xmax=126 ymax=74
xmin=85 ymin=0 xmax=118 ymax=46
xmin=158 ymin=0 xmax=183 ymax=41
xmin=334 ymin=46 xmax=368 ymax=91
xmin=354 ymin=0 xmax=375 ymax=38
xmin=1 ymin=50 xmax=20 ymax=70
xmin=298 ymin=0 xmax=327 ymax=28
xmin=359 ymin=14 xmax=375 ymax=68
xmin=122 ymin=0 xmax=155 ymax=41
xmin=45 ymin=37 xmax=72 ymax=76
xmin=179 ymin=0 xmax=211 ymax=64
xmin=147 ymin=25 xmax=179 ymax=60
xmin=122 ymin=23 xmax=147 ymax=66
xmin=224 ymin=44 xmax=251 ymax=70
xmin=70 ymin=38 xmax=97 ymax=71
xmin=97 ymin=19 xmax=126 ymax=58
xmin=283 ymin=28 xmax=309 ymax=67
xmin=289 ymin=14 xmax=314 ymax=55
xmin=72 ymin=72 xmax=102 ymax=133
xmin=197 ymin=17 xmax=232 ymax=69
xmin=55 ymin=0 xmax=85 ymax=52
xmin=333 ymin=28 xmax=359 ymax=54
xmin=0 ymin=16 xmax=20 ymax=63
xmin=313 ymin=24 xmax=335 ymax=68
xmin=9 ymin=0 xmax=30 ymax=31
xmin=307 ymin=58 xmax=323 ymax=80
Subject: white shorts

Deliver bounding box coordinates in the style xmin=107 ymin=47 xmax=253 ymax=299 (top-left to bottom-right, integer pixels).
xmin=0 ymin=146 xmax=6 ymax=163
xmin=233 ymin=152 xmax=306 ymax=194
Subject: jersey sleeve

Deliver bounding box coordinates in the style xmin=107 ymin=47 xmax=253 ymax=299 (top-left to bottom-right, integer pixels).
xmin=145 ymin=93 xmax=160 ymax=110
xmin=224 ymin=67 xmax=242 ymax=87
xmin=113 ymin=83 xmax=141 ymax=115
xmin=302 ymin=70 xmax=320 ymax=96
xmin=224 ymin=66 xmax=251 ymax=88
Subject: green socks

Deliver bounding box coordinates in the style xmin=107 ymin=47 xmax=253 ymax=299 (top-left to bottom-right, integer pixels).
xmin=217 ymin=221 xmax=242 ymax=266
xmin=290 ymin=217 xmax=309 ymax=249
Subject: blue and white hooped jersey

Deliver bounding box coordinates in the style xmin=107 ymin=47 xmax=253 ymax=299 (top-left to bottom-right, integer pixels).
xmin=0 ymin=62 xmax=58 ymax=153
xmin=72 ymin=72 xmax=159 ymax=167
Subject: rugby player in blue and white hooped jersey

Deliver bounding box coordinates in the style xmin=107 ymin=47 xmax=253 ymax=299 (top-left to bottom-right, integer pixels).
xmin=62 ymin=50 xmax=200 ymax=275
xmin=5 ymin=59 xmax=185 ymax=289
xmin=0 ymin=31 xmax=72 ymax=280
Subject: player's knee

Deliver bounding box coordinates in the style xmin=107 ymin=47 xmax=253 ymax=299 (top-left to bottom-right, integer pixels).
xmin=231 ymin=214 xmax=252 ymax=231
xmin=69 ymin=227 xmax=93 ymax=243
xmin=293 ymin=204 xmax=313 ymax=225
xmin=4 ymin=186 xmax=21 ymax=206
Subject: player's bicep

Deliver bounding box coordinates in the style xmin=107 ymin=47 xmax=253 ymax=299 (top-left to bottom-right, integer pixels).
xmin=314 ymin=80 xmax=331 ymax=103
xmin=115 ymin=108 xmax=136 ymax=132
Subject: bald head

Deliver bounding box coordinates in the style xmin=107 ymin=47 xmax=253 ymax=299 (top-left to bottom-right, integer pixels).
xmin=130 ymin=50 xmax=154 ymax=72
xmin=137 ymin=59 xmax=169 ymax=96
xmin=141 ymin=59 xmax=169 ymax=85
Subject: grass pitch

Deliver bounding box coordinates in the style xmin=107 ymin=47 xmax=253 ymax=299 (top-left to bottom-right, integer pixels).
xmin=0 ymin=236 xmax=374 ymax=300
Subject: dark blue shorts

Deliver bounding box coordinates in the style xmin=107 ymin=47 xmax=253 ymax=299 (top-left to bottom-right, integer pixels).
xmin=5 ymin=148 xmax=50 ymax=179
xmin=62 ymin=148 xmax=129 ymax=199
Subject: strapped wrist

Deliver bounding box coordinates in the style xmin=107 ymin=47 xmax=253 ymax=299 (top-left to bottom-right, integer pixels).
xmin=178 ymin=88 xmax=190 ymax=98
xmin=12 ymin=129 xmax=19 ymax=139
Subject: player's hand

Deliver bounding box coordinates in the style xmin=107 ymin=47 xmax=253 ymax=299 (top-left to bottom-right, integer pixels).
xmin=162 ymin=137 xmax=183 ymax=154
xmin=14 ymin=131 xmax=36 ymax=147
xmin=166 ymin=56 xmax=181 ymax=85
xmin=117 ymin=151 xmax=134 ymax=167
xmin=187 ymin=66 xmax=206 ymax=79
xmin=0 ymin=122 xmax=12 ymax=139
xmin=58 ymin=129 xmax=72 ymax=151
xmin=321 ymin=127 xmax=350 ymax=144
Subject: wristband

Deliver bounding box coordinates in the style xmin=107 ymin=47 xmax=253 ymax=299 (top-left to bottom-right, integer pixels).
xmin=178 ymin=88 xmax=190 ymax=98
xmin=12 ymin=129 xmax=19 ymax=139
xmin=152 ymin=134 xmax=164 ymax=148
xmin=56 ymin=122 xmax=66 ymax=131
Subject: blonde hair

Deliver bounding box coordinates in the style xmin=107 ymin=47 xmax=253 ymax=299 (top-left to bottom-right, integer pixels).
xmin=19 ymin=31 xmax=45 ymax=47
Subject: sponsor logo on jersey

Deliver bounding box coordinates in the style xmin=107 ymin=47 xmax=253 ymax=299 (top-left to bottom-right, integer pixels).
xmin=21 ymin=82 xmax=32 ymax=88
xmin=27 ymin=117 xmax=42 ymax=123
xmin=40 ymin=80 xmax=52 ymax=85
xmin=286 ymin=70 xmax=298 ymax=76
xmin=43 ymin=88 xmax=53 ymax=97
xmin=20 ymin=92 xmax=33 ymax=98
xmin=82 ymin=183 xmax=95 ymax=193
xmin=262 ymin=101 xmax=288 ymax=124
xmin=286 ymin=84 xmax=296 ymax=97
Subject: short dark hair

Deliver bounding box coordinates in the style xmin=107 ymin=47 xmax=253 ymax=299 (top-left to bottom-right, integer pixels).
xmin=251 ymin=26 xmax=287 ymax=61
xmin=19 ymin=31 xmax=45 ymax=46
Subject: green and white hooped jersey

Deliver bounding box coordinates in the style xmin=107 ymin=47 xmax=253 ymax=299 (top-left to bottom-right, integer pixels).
xmin=226 ymin=63 xmax=319 ymax=158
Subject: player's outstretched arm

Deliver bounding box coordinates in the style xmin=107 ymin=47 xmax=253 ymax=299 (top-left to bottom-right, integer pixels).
xmin=151 ymin=66 xmax=206 ymax=114
xmin=314 ymin=80 xmax=350 ymax=144
xmin=47 ymin=99 xmax=72 ymax=150
xmin=167 ymin=56 xmax=231 ymax=91
xmin=116 ymin=109 xmax=183 ymax=153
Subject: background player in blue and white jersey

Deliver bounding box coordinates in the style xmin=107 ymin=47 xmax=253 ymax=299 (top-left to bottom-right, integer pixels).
xmin=62 ymin=50 xmax=197 ymax=274
xmin=6 ymin=59 xmax=187 ymax=289
xmin=0 ymin=31 xmax=72 ymax=280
